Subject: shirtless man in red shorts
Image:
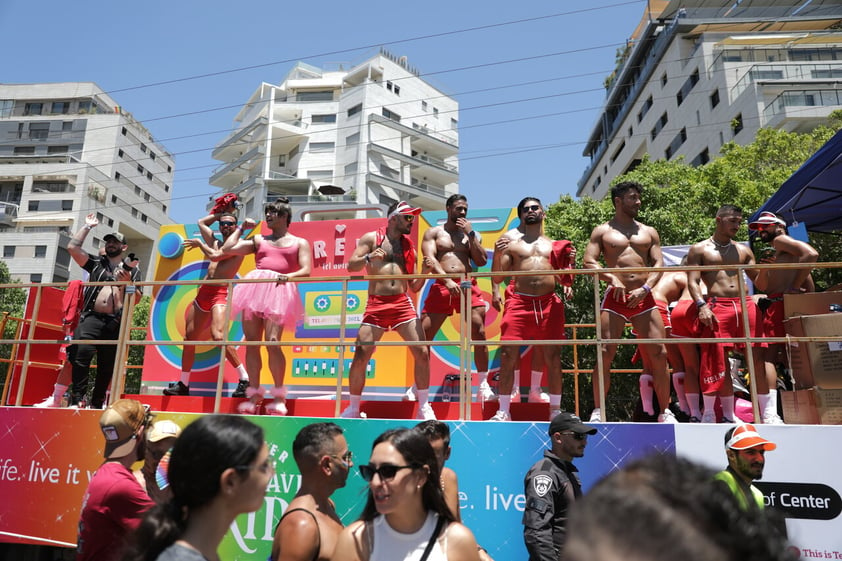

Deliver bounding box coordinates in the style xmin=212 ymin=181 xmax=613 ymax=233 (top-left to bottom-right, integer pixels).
xmin=687 ymin=204 xmax=766 ymax=424
xmin=341 ymin=201 xmax=434 ymax=420
xmin=584 ymin=181 xmax=672 ymax=423
xmin=419 ymin=194 xmax=491 ymax=403
xmin=751 ymin=211 xmax=817 ymax=424
xmin=490 ymin=197 xmax=573 ymax=422
xmin=163 ymin=210 xmax=250 ymax=397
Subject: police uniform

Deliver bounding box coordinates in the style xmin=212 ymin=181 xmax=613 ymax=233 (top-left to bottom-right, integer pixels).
xmin=522 ymin=450 xmax=582 ymax=561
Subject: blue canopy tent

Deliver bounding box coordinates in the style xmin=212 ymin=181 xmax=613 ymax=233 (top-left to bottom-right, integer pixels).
xmin=752 ymin=128 xmax=842 ymax=234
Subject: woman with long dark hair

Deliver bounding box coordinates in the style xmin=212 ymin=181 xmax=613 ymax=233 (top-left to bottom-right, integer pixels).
xmin=332 ymin=428 xmax=481 ymax=561
xmin=222 ymin=197 xmax=311 ymax=415
xmin=123 ymin=415 xmax=273 ymax=561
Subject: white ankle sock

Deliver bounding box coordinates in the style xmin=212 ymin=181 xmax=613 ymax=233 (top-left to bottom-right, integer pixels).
xmin=530 ymin=370 xmax=543 ymax=389
xmin=53 ymin=383 xmax=68 ymax=401
xmin=686 ymin=393 xmax=701 ymax=418
xmin=236 ymin=364 xmax=249 ymax=381
xmin=179 ymin=371 xmax=190 ymax=385
xmin=349 ymin=395 xmax=361 ymax=410
xmin=499 ymin=395 xmax=511 ymax=414
xmin=478 ymin=371 xmax=488 ymax=385
xmin=417 ymin=389 xmax=430 ymax=407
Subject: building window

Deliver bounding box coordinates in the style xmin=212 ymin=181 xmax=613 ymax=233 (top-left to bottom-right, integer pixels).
xmin=637 ymin=96 xmax=653 ymax=123
xmin=115 ymin=172 xmax=121 ymax=180
xmin=382 ymin=108 xmax=401 ymax=122
xmin=421 ymin=101 xmax=428 ymax=111
xmin=3 ymin=246 xmax=14 ymax=258
xmin=307 ymin=170 xmax=333 ymax=180
xmin=141 ymin=214 xmax=148 ymax=223
xmin=62 ymin=200 xmax=73 ymax=211
xmin=118 ymin=149 xmax=124 ymax=158
xmin=610 ymin=141 xmax=626 ymax=164
xmin=29 ymin=122 xmax=50 ymax=140
xmin=344 ymin=162 xmax=358 ymax=175
xmin=433 ymin=107 xmax=439 ymax=118
xmin=386 ymin=81 xmax=400 ymax=96
xmin=450 ymin=118 xmax=458 ymax=129
xmin=62 ymin=121 xmax=73 ymax=131
xmin=310 ymin=142 xmax=335 ymax=152
xmin=13 ymin=146 xmax=35 ymax=155
xmin=164 ymin=184 xmax=170 ymax=192
xmin=660 ymin=73 xmax=667 ymax=87
xmin=346 ymin=132 xmax=360 ymax=147
xmin=147 ymin=172 xmax=153 ymax=180
xmin=650 ymin=112 xmax=668 ymax=140
xmin=297 ymin=90 xmax=334 ymax=102
xmin=34 ymin=245 xmax=47 ymax=258
xmin=0 ymin=100 xmax=12 ymax=118
xmin=691 ymin=148 xmax=710 ymax=167
xmin=121 ymin=127 xmax=127 ymax=136
xmin=24 ymin=103 xmax=43 ymax=116
xmin=51 ymin=101 xmax=70 ymax=114
xmin=732 ymin=113 xmax=744 ymax=135
xmin=30 ymin=274 xmax=42 ymax=283
xmin=140 ymin=143 xmax=147 ymax=153
xmin=78 ymin=100 xmax=97 ymax=114
xmin=150 ymin=151 xmax=156 ymax=161
xmin=347 ymin=103 xmax=362 ymax=117
xmin=311 ymin=114 xmax=336 ymax=124
xmin=47 ymin=145 xmax=68 ymax=154
xmin=710 ymin=90 xmax=720 ymax=109
xmin=137 ymin=164 xmax=144 ymax=174
xmin=167 ymin=165 xmax=172 ymax=173
xmin=111 ymin=194 xmax=118 ymax=204
xmin=379 ymin=164 xmax=398 ymax=179
xmin=162 ymin=204 xmax=167 ymax=213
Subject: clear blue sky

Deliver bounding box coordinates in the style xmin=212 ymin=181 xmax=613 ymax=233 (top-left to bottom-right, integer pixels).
xmin=1 ymin=0 xmax=646 ymax=224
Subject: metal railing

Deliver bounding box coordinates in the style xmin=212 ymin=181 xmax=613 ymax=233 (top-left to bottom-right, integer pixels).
xmin=1 ymin=261 xmax=840 ymax=421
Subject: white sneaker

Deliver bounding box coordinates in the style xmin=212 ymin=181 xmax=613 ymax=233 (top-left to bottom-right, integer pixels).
xmin=490 ymin=410 xmax=511 ymax=422
xmin=402 ymin=385 xmax=417 ymax=402
xmin=528 ymin=388 xmax=550 ymax=403
xmin=589 ymin=408 xmax=601 ymax=422
xmin=701 ymin=410 xmax=716 ymax=424
xmin=763 ymin=413 xmax=785 ymax=425
xmin=658 ymin=409 xmax=678 ymax=424
xmin=34 ymin=395 xmax=59 ymax=408
xmin=416 ymin=403 xmax=436 ymax=420
xmin=340 ymin=407 xmax=361 ymax=419
xmin=476 ymin=381 xmax=497 ymax=403
xmin=510 ymin=386 xmax=521 ymax=403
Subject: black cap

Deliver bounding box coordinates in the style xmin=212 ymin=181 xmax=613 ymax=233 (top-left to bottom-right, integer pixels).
xmin=103 ymin=232 xmax=126 ymax=244
xmin=549 ymin=411 xmax=597 ymax=436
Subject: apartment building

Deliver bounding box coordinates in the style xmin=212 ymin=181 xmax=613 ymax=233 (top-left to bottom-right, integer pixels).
xmin=579 ymin=0 xmax=842 ymax=200
xmin=0 ymin=83 xmax=174 ymax=283
xmin=210 ymin=49 xmax=459 ymax=220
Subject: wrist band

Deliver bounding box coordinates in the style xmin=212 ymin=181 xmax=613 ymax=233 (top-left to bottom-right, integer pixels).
xmin=235 ymin=225 xmax=242 ymax=231
xmin=364 ymin=253 xmax=371 ymax=263
xmin=696 ymin=299 xmax=706 ymax=308
xmin=84 ymin=224 xmax=93 ymax=231
xmin=642 ymin=284 xmax=651 ymax=293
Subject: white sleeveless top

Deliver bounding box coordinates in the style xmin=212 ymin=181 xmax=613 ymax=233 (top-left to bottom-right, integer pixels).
xmin=369 ymin=511 xmax=448 ymax=561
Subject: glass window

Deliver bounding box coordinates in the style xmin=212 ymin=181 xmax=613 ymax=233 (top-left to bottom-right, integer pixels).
xmin=0 ymin=100 xmax=12 ymax=118
xmin=62 ymin=200 xmax=73 ymax=211
xmin=310 ymin=142 xmax=335 ymax=152
xmin=311 ymin=114 xmax=336 ymax=124
xmin=62 ymin=121 xmax=73 ymax=131
xmin=34 ymin=245 xmax=47 ymax=258
xmin=51 ymin=101 xmax=70 ymax=114
xmin=3 ymin=246 xmax=15 ymax=258
xmin=24 ymin=103 xmax=43 ymax=116
xmin=382 ymin=108 xmax=401 ymax=122
xmin=347 ymin=103 xmax=362 ymax=117
xmin=13 ymin=146 xmax=35 ymax=155
xmin=30 ymin=274 xmax=43 ymax=283
xmin=29 ymin=122 xmax=50 ymax=140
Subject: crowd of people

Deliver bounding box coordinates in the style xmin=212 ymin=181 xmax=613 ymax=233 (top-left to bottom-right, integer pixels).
xmin=45 ymin=184 xmax=819 ymax=424
xmin=74 ymin=404 xmax=792 ymax=561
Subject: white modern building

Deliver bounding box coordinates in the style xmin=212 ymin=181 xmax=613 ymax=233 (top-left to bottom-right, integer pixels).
xmin=0 ymin=83 xmax=174 ymax=283
xmin=210 ymin=49 xmax=459 ymax=220
xmin=578 ymin=0 xmax=842 ymax=199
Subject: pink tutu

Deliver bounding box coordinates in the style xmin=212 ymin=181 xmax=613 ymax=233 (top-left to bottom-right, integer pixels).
xmin=231 ymin=269 xmax=304 ymax=329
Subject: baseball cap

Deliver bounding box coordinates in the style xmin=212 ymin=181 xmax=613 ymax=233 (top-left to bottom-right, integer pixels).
xmin=147 ymin=420 xmax=182 ymax=443
xmin=549 ymin=411 xmax=597 ymax=436
xmin=748 ymin=211 xmax=786 ymax=230
xmin=388 ymin=201 xmax=423 ymax=220
xmin=99 ymin=399 xmax=150 ymax=459
xmin=103 ymin=232 xmax=127 ymax=244
xmin=725 ymin=424 xmax=777 ymax=451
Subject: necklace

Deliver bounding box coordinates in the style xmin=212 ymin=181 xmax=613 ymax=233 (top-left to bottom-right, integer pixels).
xmin=709 ymin=237 xmax=733 ymax=250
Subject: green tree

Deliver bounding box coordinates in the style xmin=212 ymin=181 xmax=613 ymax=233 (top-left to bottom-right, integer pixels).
xmin=542 ymin=124 xmax=842 ymax=420
xmin=0 ymin=261 xmax=26 ymax=385
xmin=124 ymin=295 xmax=150 ymax=394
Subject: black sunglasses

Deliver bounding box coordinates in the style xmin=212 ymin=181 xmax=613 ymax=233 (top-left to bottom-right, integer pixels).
xmin=359 ymin=463 xmax=417 ymax=482
xmin=560 ymin=431 xmax=588 ymax=441
xmin=522 ymin=204 xmax=541 ymax=212
xmin=219 ymin=221 xmax=236 ymax=227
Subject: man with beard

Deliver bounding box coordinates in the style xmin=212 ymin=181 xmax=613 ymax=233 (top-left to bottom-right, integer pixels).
xmin=340 ymin=201 xmax=435 ymax=420
xmin=162 ymin=209 xmax=251 ymax=397
xmin=67 ymin=213 xmax=142 ymax=408
xmin=583 ymin=182 xmax=672 ymax=423
xmin=715 ymin=424 xmax=776 ymax=511
xmin=419 ymin=194 xmax=491 ymax=403
xmin=522 ymin=411 xmax=597 ymax=561
xmin=77 ymin=399 xmax=154 ymax=561
xmin=750 ymin=211 xmax=818 ymax=424
xmin=687 ymin=205 xmax=767 ymax=424
xmin=490 ymin=197 xmax=573 ymax=422
xmin=271 ymin=423 xmax=352 ymax=561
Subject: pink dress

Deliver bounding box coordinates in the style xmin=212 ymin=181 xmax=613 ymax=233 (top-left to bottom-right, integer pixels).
xmin=231 ymin=238 xmax=305 ymax=329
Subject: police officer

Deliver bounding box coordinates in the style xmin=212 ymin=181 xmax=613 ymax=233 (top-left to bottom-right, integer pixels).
xmin=522 ymin=411 xmax=597 ymax=561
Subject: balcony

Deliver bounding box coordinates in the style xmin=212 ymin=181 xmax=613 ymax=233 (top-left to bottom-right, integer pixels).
xmin=209 ymin=145 xmax=264 ymax=188
xmin=0 ymin=201 xmax=18 ymax=226
xmin=366 ymin=172 xmax=449 ymax=206
xmin=369 ymin=114 xmax=458 ymax=155
xmin=730 ymin=62 xmax=842 ymax=101
xmin=368 ymin=143 xmax=458 ymax=186
xmin=212 ymin=116 xmax=268 ymax=161
xmin=763 ymin=88 xmax=842 ymax=131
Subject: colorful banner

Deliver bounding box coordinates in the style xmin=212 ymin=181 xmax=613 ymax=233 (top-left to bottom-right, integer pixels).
xmin=2 ymin=409 xmax=839 ymax=558
xmin=142 ymin=209 xmax=540 ymax=401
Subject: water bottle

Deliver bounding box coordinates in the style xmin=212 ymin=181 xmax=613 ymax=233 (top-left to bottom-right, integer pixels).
xmin=442 ymin=374 xmax=459 ymax=402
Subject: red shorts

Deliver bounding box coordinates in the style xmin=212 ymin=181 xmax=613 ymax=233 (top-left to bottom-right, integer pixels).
xmin=361 ymin=293 xmax=418 ymax=331
xmin=600 ymin=286 xmax=658 ymax=322
xmin=655 ymin=299 xmax=671 ymax=330
xmin=194 ymin=284 xmax=229 ymax=313
xmin=706 ymin=296 xmax=764 ymax=348
xmin=422 ymin=279 xmax=486 ymax=316
xmin=761 ymin=294 xmax=785 ymax=338
xmin=670 ymin=299 xmax=700 ymax=338
xmin=501 ymin=292 xmax=565 ymax=341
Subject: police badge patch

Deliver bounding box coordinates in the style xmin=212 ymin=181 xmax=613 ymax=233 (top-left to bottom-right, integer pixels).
xmin=533 ymin=474 xmax=552 ymax=497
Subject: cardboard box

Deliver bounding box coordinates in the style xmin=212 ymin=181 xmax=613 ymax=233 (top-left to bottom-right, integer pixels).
xmin=783 ymin=313 xmax=842 ymax=389
xmin=781 ymin=387 xmax=842 ymax=425
xmin=784 ymin=290 xmax=842 ymax=319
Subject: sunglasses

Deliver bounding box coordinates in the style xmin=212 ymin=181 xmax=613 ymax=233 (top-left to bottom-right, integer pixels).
xmin=401 ymin=214 xmax=415 ymax=222
xmin=359 ymin=463 xmax=417 ymax=482
xmin=522 ymin=204 xmax=541 ymax=212
xmin=330 ymin=451 xmax=354 ymax=464
xmin=219 ymin=221 xmax=236 ymax=227
xmin=560 ymin=431 xmax=588 ymax=441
